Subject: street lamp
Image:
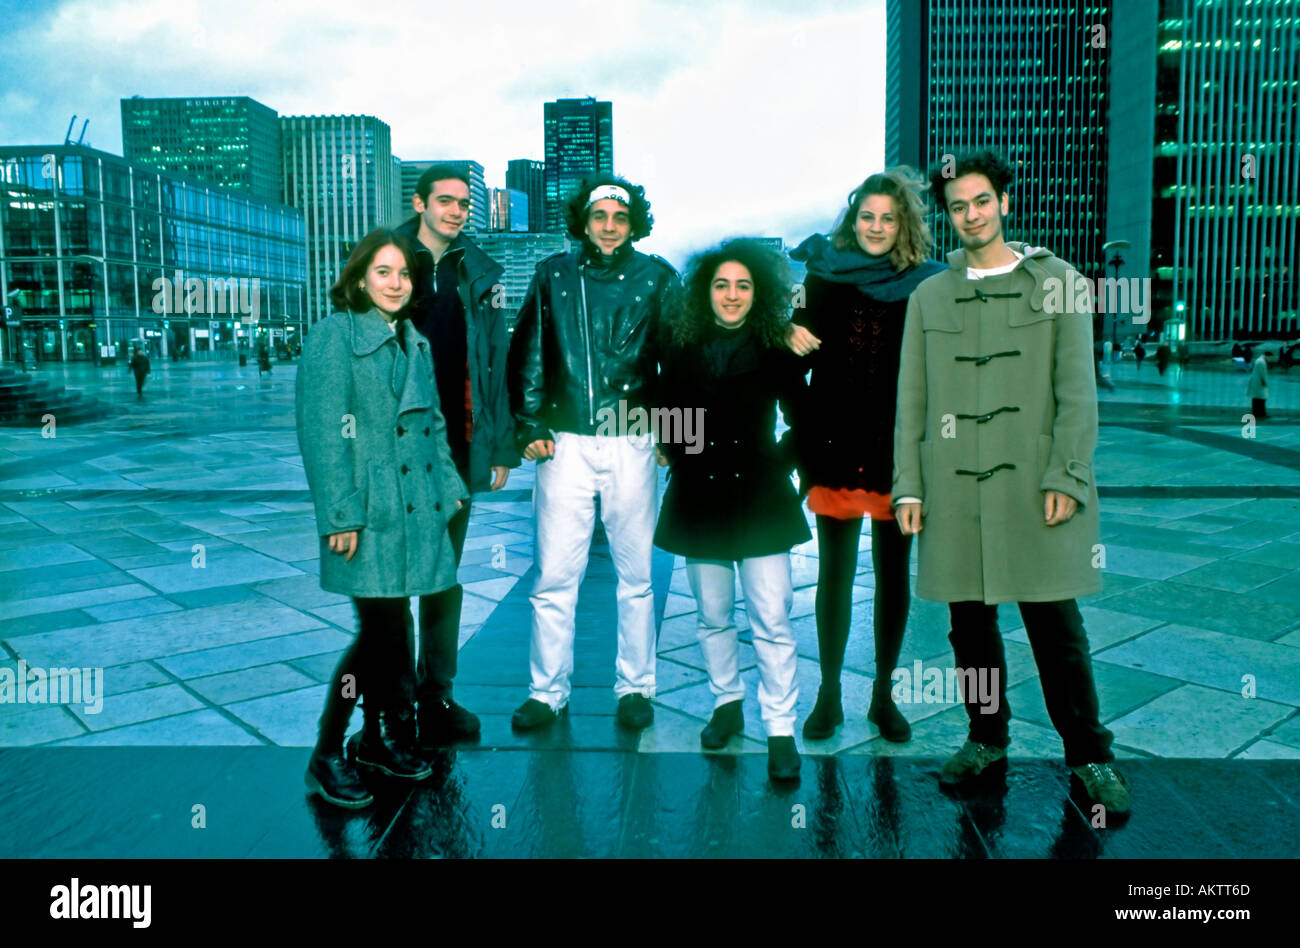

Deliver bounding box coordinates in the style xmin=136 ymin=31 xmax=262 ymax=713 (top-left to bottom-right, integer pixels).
xmin=1102 ymin=239 xmax=1130 ymax=352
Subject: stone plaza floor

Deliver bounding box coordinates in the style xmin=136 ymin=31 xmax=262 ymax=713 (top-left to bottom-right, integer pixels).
xmin=0 ymin=355 xmax=1297 ymax=858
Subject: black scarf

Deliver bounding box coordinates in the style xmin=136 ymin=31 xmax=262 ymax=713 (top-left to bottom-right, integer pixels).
xmin=791 ymin=233 xmax=944 ymax=303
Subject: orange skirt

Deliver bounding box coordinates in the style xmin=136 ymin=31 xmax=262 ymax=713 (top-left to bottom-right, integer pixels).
xmin=806 ymin=486 xmax=894 ymax=522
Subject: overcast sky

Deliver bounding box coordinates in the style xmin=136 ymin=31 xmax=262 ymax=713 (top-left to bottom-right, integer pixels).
xmin=0 ymin=0 xmax=885 ymax=269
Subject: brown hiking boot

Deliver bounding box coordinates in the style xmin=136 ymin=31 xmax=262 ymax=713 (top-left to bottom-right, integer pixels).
xmin=1070 ymin=762 xmax=1132 ymax=815
xmin=939 ymin=740 xmax=1008 ymax=785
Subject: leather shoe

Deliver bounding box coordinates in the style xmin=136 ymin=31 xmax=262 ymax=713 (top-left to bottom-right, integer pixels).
xmin=418 ymin=696 xmax=481 ymax=748
xmin=700 ymin=700 xmax=744 ymax=749
xmin=616 ymin=693 xmax=654 ymax=730
xmin=511 ymin=698 xmax=563 ymax=731
xmin=767 ymin=736 xmax=801 ymax=782
xmin=304 ymin=751 xmax=373 ymax=808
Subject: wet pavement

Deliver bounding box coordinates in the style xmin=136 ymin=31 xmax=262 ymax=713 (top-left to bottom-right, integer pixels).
xmin=1 ymin=356 xmax=1298 ymax=858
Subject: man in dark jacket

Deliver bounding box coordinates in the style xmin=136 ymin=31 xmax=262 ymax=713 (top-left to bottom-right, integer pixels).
xmin=507 ymin=174 xmax=681 ymax=732
xmin=397 ymin=164 xmax=519 ymax=747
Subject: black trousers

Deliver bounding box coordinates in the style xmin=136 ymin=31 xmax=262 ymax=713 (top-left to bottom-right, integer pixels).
xmin=1252 ymin=397 xmax=1268 ymax=419
xmin=414 ymin=494 xmax=472 ymax=703
xmin=948 ymin=599 xmax=1114 ymax=767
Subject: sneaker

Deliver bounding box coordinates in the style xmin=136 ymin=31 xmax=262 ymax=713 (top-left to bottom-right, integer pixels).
xmin=939 ymin=740 xmax=1008 ymax=785
xmin=418 ymin=696 xmax=481 ymax=747
xmin=767 ymin=736 xmax=801 ymax=782
xmin=511 ymin=698 xmax=563 ymax=731
xmin=801 ymin=686 xmax=844 ymax=741
xmin=1070 ymin=762 xmax=1132 ymax=815
xmin=700 ymin=700 xmax=744 ymax=749
xmin=616 ymin=693 xmax=654 ymax=730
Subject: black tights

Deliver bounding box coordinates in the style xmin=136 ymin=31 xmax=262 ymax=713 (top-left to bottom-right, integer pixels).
xmin=814 ymin=515 xmax=913 ymax=689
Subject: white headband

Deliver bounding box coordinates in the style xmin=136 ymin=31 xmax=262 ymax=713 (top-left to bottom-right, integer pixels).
xmin=585 ymin=185 xmax=631 ymax=210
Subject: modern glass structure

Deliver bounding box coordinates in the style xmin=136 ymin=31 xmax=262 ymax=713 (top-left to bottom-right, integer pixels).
xmin=506 ymin=158 xmax=546 ymax=232
xmin=885 ymin=1 xmax=1112 ymax=276
xmin=281 ymin=115 xmax=403 ymax=327
xmin=0 ymin=144 xmax=305 ymax=364
xmin=121 ymin=96 xmax=283 ymax=206
xmin=399 ymin=160 xmax=488 ymax=234
xmin=487 ymin=188 xmax=529 ymax=233
xmin=1143 ymin=0 xmax=1297 ymax=340
xmin=543 ymin=98 xmax=613 ymax=233
xmin=473 ymin=232 xmax=570 ymax=331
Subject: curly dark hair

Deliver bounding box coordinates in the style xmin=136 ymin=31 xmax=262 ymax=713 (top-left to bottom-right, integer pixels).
xmin=563 ymin=173 xmax=653 ymax=243
xmin=928 ymin=148 xmax=1016 ymax=211
xmin=329 ymin=227 xmax=418 ymax=314
xmin=673 ymin=239 xmax=793 ymax=349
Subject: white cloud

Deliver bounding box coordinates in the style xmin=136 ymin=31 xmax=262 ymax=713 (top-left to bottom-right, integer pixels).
xmin=0 ymin=0 xmax=887 ymax=267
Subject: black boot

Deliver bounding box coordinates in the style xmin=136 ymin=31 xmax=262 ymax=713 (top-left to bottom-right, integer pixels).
xmin=867 ymin=678 xmax=911 ymax=743
xmin=700 ymin=700 xmax=744 ymax=749
xmin=767 ymin=736 xmax=801 ymax=782
xmin=801 ymin=685 xmax=844 ymax=740
xmin=349 ymin=704 xmax=433 ymax=781
xmin=305 ymin=679 xmax=372 ymax=808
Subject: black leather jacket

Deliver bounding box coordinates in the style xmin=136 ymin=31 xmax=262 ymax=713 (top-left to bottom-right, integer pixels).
xmin=507 ymin=242 xmax=682 ymax=449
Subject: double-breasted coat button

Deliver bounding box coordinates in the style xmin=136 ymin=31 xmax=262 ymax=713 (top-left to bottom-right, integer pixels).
xmin=423 ymin=427 xmax=430 ymax=436
xmin=434 ymin=501 xmax=442 ymax=512
xmin=397 ymin=425 xmax=405 ymax=436
xmin=425 ymin=463 xmax=432 ymax=472
xmin=401 ymin=465 xmax=409 ymax=474
xmin=406 ymin=503 xmax=415 ymax=514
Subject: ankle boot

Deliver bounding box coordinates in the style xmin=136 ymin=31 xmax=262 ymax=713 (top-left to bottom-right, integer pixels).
xmin=700 ymin=700 xmax=744 ymax=749
xmin=867 ymin=679 xmax=911 ymax=743
xmin=350 ymin=704 xmax=433 ymax=780
xmin=305 ymin=682 xmax=372 ymax=808
xmin=801 ymin=685 xmax=844 ymax=740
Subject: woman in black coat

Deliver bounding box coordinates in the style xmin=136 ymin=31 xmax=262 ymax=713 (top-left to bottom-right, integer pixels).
xmin=787 ymin=167 xmax=944 ymax=745
xmin=654 ymin=238 xmax=809 ymax=782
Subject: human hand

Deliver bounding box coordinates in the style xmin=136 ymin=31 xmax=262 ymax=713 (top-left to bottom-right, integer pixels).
xmin=490 ymin=466 xmax=510 ymax=490
xmin=327 ymin=530 xmax=360 ymax=561
xmin=786 ymin=323 xmax=821 ymax=356
xmin=1044 ymin=491 xmax=1078 ymax=526
xmin=895 ymin=502 xmax=923 ymax=535
xmin=523 ymin=439 xmax=555 ymax=461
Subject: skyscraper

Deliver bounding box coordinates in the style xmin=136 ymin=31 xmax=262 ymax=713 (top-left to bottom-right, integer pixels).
xmin=473 ymin=232 xmax=570 ymax=331
xmin=506 ymin=158 xmax=546 ymax=232
xmin=543 ymin=98 xmax=613 ymax=232
xmin=1108 ymin=0 xmax=1298 ymax=341
xmin=121 ymin=96 xmax=283 ymax=205
xmin=280 ymin=114 xmax=402 ymax=326
xmin=488 ymin=188 xmax=529 ymax=233
xmin=400 ymin=160 xmax=488 ymax=233
xmin=885 ymin=1 xmax=1111 ymax=275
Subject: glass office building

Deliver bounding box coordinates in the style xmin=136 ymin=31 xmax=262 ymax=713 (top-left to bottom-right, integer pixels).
xmin=543 ymin=98 xmax=613 ymax=233
xmin=121 ymin=96 xmax=283 ymax=206
xmin=506 ymin=158 xmax=546 ymax=233
xmin=0 ymin=144 xmax=305 ymax=364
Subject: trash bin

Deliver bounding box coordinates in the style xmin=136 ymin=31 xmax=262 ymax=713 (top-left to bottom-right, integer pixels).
xmin=239 ymin=353 xmax=247 ymax=367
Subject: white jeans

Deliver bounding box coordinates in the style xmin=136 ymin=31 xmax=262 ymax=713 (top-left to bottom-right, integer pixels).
xmin=686 ymin=554 xmax=798 ymax=737
xmin=528 ymin=431 xmax=658 ymax=709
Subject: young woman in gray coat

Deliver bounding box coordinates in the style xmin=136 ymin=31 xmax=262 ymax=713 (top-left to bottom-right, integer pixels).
xmin=297 ymin=227 xmax=469 ymax=808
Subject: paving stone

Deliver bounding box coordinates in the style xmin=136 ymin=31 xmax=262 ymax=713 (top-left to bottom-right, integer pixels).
xmin=54 ymin=710 xmax=263 ymax=746
xmin=156 ymin=627 xmax=352 ymax=679
xmin=0 ymin=542 xmax=94 ymax=573
xmin=71 ymin=684 xmax=203 ymax=731
xmin=1106 ymin=684 xmax=1292 ymax=757
xmin=0 ymin=707 xmax=87 ymax=746
xmin=187 ymin=663 xmax=317 ymax=705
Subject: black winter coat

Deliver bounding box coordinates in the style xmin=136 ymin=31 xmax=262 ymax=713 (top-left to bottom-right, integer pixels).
xmin=507 ymin=243 xmax=681 ymax=450
xmin=795 ymin=275 xmax=910 ymax=494
xmin=653 ymin=323 xmax=811 ymax=561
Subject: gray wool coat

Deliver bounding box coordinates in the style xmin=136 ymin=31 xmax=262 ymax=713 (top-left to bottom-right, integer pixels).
xmin=892 ymin=242 xmax=1102 ymax=605
xmin=296 ymin=308 xmax=469 ymax=598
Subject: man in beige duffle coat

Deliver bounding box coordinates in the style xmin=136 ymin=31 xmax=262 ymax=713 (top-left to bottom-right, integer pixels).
xmin=892 ymin=149 xmax=1130 ymax=816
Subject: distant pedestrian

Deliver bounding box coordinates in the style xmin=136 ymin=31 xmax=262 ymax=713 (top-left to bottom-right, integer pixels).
xmin=1134 ymin=340 xmax=1146 ymax=370
xmin=256 ymin=338 xmax=272 ymax=375
xmin=129 ymin=346 xmax=150 ymax=396
xmin=1156 ymin=342 xmax=1170 ymax=375
xmin=1247 ymin=350 xmax=1270 ymax=420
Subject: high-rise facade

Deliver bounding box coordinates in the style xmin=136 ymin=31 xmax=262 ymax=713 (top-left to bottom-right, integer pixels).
xmin=488 ymin=188 xmax=529 ymax=233
xmin=121 ymin=96 xmax=283 ymax=205
xmin=885 ymin=1 xmax=1111 ymax=276
xmin=0 ymin=143 xmax=305 ymax=363
xmin=1117 ymin=0 xmax=1297 ymax=340
xmin=543 ymin=98 xmax=613 ymax=232
xmin=473 ymin=232 xmax=570 ymax=331
xmin=400 ymin=160 xmax=488 ymax=233
xmin=281 ymin=115 xmax=402 ymax=326
xmin=506 ymin=158 xmax=546 ymax=232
